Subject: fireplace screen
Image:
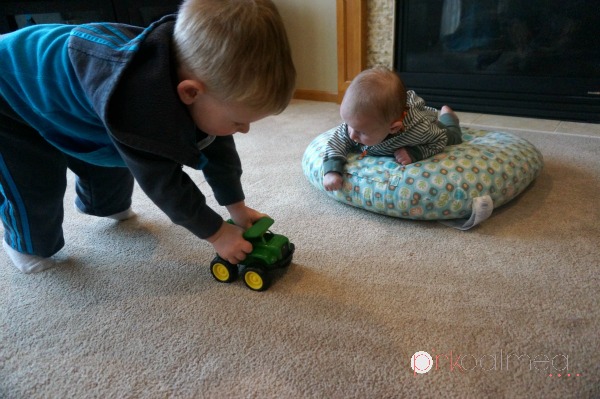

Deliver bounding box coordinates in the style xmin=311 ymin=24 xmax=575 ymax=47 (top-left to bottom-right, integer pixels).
xmin=394 ymin=0 xmax=600 ymax=122
xmin=0 ymin=1 xmax=180 ymax=33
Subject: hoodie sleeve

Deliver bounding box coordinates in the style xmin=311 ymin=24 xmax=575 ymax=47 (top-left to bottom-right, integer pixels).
xmin=199 ymin=135 xmax=245 ymax=206
xmin=112 ymin=140 xmax=225 ymax=240
xmin=323 ymin=123 xmax=354 ymax=175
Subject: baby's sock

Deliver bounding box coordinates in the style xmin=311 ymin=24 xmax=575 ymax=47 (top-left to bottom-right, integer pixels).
xmin=2 ymin=240 xmax=57 ymax=274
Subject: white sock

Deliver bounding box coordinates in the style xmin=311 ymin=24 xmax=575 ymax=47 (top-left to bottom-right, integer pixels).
xmin=75 ymin=204 xmax=136 ymax=221
xmin=2 ymin=240 xmax=57 ymax=274
xmin=106 ymin=208 xmax=136 ymax=221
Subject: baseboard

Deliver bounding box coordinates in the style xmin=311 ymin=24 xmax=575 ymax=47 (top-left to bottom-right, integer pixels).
xmin=293 ymin=89 xmax=338 ymax=103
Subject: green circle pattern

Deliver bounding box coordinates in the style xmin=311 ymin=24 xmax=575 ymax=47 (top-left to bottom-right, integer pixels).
xmin=302 ymin=127 xmax=544 ymax=220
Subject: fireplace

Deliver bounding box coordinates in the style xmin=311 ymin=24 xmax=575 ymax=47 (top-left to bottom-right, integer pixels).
xmin=0 ymin=1 xmax=180 ymax=33
xmin=393 ymin=0 xmax=600 ymax=122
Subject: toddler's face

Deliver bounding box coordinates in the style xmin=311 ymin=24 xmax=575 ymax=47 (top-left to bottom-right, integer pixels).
xmin=342 ymin=112 xmax=391 ymax=147
xmin=188 ymin=92 xmax=270 ymax=137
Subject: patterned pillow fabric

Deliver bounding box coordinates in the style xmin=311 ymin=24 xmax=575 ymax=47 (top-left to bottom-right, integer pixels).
xmin=302 ymin=127 xmax=543 ymax=220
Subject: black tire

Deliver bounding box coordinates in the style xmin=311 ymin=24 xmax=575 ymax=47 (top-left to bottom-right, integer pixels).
xmin=243 ymin=267 xmax=271 ymax=291
xmin=283 ymin=243 xmax=295 ymax=267
xmin=210 ymin=256 xmax=238 ymax=283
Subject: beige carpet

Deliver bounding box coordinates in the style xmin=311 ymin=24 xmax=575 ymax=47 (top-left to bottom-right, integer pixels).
xmin=1 ymin=100 xmax=598 ymax=398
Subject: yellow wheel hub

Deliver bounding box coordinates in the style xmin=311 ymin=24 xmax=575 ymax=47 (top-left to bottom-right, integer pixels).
xmin=212 ymin=263 xmax=230 ymax=282
xmin=244 ymin=271 xmax=264 ymax=290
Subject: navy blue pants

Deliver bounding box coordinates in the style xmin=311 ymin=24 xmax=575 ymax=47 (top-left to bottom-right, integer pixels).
xmin=0 ymin=97 xmax=134 ymax=257
xmin=438 ymin=113 xmax=463 ymax=146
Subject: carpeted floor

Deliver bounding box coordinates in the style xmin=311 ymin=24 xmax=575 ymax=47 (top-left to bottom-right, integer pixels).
xmin=1 ymin=100 xmax=599 ymax=398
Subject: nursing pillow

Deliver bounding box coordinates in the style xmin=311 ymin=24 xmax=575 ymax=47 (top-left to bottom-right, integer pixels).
xmin=302 ymin=127 xmax=543 ymax=229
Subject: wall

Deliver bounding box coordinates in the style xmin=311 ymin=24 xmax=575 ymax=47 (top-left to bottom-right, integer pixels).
xmin=272 ymin=0 xmax=337 ymax=97
xmin=273 ymin=0 xmax=394 ymax=99
xmin=366 ymin=0 xmax=395 ymax=69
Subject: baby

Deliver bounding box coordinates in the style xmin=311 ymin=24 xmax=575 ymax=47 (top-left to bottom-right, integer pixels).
xmin=323 ymin=67 xmax=462 ymax=191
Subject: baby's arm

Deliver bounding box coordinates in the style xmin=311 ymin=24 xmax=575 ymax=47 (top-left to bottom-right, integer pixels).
xmin=394 ymin=147 xmax=413 ymax=165
xmin=323 ymin=172 xmax=343 ymax=191
xmin=322 ymin=123 xmax=352 ymax=191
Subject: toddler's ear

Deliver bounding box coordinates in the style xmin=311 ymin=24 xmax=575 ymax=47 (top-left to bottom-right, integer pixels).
xmin=177 ymin=79 xmax=205 ymax=105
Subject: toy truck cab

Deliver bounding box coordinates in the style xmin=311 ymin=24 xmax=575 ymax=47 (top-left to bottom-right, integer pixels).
xmin=210 ymin=217 xmax=295 ymax=291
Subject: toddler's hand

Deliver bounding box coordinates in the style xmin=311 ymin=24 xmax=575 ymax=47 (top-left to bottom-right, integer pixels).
xmin=394 ymin=147 xmax=413 ymax=165
xmin=323 ymin=172 xmax=343 ymax=191
xmin=226 ymin=202 xmax=268 ymax=229
xmin=207 ymin=221 xmax=252 ymax=264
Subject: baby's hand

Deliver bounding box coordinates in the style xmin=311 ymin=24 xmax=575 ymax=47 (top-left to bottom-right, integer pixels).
xmin=207 ymin=221 xmax=252 ymax=264
xmin=323 ymin=172 xmax=343 ymax=191
xmin=394 ymin=147 xmax=413 ymax=165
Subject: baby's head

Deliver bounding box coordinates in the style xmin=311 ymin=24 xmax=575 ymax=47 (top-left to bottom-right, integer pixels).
xmin=173 ymin=0 xmax=296 ymax=135
xmin=340 ymin=67 xmax=407 ymax=146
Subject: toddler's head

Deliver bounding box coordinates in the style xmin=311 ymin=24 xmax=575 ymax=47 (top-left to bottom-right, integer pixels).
xmin=173 ymin=0 xmax=296 ymax=116
xmin=340 ymin=67 xmax=407 ymax=146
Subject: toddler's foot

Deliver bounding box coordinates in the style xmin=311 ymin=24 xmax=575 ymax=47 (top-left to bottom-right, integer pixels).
xmin=2 ymin=240 xmax=57 ymax=274
xmin=106 ymin=207 xmax=136 ymax=221
xmin=75 ymin=203 xmax=136 ymax=221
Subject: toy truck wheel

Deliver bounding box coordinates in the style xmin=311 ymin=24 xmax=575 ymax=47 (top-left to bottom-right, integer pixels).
xmin=243 ymin=267 xmax=271 ymax=291
xmin=210 ymin=257 xmax=238 ymax=283
xmin=283 ymin=243 xmax=295 ymax=267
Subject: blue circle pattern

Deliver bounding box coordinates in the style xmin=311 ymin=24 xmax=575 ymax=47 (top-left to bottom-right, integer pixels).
xmin=302 ymin=127 xmax=544 ymax=220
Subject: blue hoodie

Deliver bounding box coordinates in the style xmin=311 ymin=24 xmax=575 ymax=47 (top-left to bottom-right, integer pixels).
xmin=0 ymin=16 xmax=244 ymax=239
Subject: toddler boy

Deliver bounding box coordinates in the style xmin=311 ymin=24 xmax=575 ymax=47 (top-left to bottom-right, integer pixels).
xmin=0 ymin=0 xmax=296 ymax=273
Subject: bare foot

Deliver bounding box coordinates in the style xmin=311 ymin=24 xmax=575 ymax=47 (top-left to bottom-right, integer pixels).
xmin=440 ymin=105 xmax=454 ymax=116
xmin=440 ymin=105 xmax=459 ymax=123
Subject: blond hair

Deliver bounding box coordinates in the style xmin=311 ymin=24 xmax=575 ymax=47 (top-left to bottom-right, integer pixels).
xmin=173 ymin=0 xmax=296 ymax=114
xmin=342 ymin=67 xmax=407 ymax=125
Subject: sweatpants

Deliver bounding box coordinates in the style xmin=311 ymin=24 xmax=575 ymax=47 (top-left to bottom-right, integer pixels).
xmin=438 ymin=112 xmax=463 ymax=146
xmin=0 ymin=96 xmax=134 ymax=257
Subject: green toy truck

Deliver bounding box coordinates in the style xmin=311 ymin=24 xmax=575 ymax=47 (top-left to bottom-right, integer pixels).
xmin=209 ymin=217 xmax=295 ymax=291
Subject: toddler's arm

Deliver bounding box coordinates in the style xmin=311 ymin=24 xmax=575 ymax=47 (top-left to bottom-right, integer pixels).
xmin=206 ymin=201 xmax=266 ymax=264
xmin=206 ymin=221 xmax=252 ymax=265
xmin=226 ymin=201 xmax=267 ymax=229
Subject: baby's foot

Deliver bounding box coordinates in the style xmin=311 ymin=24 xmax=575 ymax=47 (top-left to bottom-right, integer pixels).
xmin=440 ymin=105 xmax=459 ymax=125
xmin=440 ymin=105 xmax=457 ymax=118
xmin=3 ymin=240 xmax=57 ymax=274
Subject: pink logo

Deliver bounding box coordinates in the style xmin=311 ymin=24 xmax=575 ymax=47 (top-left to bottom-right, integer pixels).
xmin=411 ymin=351 xmax=433 ymax=376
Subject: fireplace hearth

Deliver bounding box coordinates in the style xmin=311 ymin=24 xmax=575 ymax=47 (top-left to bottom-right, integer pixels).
xmin=394 ymin=0 xmax=599 ymax=122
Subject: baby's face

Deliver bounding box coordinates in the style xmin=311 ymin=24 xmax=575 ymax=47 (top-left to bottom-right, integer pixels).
xmin=342 ymin=111 xmax=391 ymax=146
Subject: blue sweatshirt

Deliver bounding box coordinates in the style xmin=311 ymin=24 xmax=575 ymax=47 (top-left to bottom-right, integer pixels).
xmin=0 ymin=16 xmax=244 ymax=239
